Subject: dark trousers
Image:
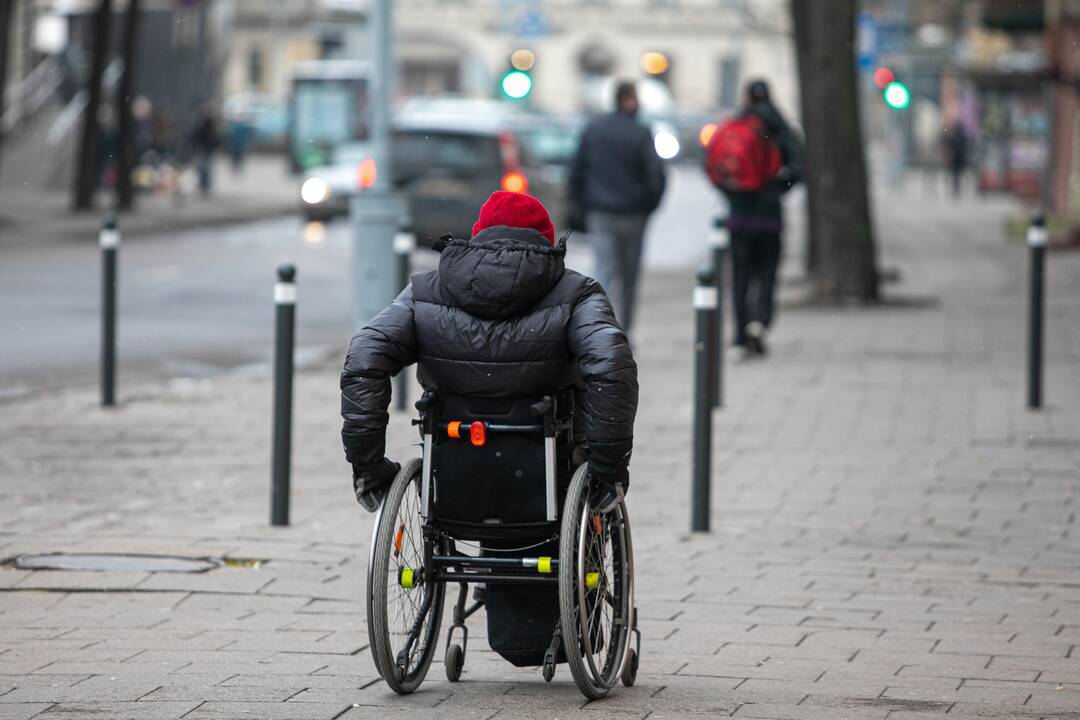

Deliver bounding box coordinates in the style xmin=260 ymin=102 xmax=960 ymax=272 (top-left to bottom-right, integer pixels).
xmin=731 ymin=231 xmax=781 ymax=345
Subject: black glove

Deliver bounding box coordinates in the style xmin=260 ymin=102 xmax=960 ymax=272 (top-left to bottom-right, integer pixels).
xmin=353 ymin=457 xmax=400 ymax=512
xmin=588 ymin=466 xmax=628 ymax=514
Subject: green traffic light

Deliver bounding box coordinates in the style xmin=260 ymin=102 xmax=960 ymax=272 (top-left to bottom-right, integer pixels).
xmin=501 ymin=70 xmax=532 ymax=100
xmin=884 ymin=81 xmax=910 ymax=110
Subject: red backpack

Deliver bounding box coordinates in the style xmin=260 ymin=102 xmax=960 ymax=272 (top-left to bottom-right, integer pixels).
xmin=704 ymin=113 xmax=782 ymax=192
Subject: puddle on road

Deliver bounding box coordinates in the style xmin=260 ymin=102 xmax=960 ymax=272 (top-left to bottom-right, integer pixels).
xmin=13 ymin=553 xmax=225 ymax=573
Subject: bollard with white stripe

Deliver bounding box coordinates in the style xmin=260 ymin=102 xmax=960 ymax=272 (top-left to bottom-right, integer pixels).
xmin=100 ymin=214 xmax=120 ymax=407
xmin=708 ymin=217 xmax=729 ymax=409
xmin=1026 ymin=213 xmax=1047 ymax=410
xmin=271 ymin=264 xmax=297 ymax=526
xmin=692 ymin=267 xmax=717 ymax=533
xmin=393 ymin=230 xmax=416 ymax=411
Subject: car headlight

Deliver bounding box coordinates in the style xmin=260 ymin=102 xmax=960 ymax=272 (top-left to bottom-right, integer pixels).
xmin=301 ymin=177 xmax=330 ymax=205
xmin=654 ymin=131 xmax=680 ymax=160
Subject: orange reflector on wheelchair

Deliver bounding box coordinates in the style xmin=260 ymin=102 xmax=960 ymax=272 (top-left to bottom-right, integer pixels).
xmin=393 ymin=525 xmax=404 ymax=557
xmin=592 ymin=514 xmax=604 ymax=536
xmin=469 ymin=421 xmax=486 ymax=447
xmin=447 ymin=421 xmax=463 ymax=439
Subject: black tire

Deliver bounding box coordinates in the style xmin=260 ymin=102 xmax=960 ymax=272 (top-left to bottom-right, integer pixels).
xmin=444 ymin=643 xmax=464 ymax=682
xmin=621 ymin=647 xmax=638 ymax=687
xmin=558 ymin=464 xmax=633 ymax=700
xmin=368 ymin=458 xmax=445 ymax=694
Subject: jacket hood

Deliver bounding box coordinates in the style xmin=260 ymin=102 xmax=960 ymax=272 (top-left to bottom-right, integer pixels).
xmin=438 ymin=226 xmax=566 ymax=319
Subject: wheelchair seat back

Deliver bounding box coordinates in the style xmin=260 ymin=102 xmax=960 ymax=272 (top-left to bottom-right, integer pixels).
xmin=430 ymin=392 xmax=573 ymax=541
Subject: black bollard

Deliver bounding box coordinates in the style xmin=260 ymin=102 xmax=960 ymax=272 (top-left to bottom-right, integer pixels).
xmin=100 ymin=214 xmax=119 ymax=407
xmin=271 ymin=264 xmax=297 ymax=526
xmin=1027 ymin=213 xmax=1047 ymax=410
xmin=393 ymin=230 xmax=415 ymax=412
xmin=709 ymin=217 xmax=729 ymax=409
xmin=692 ymin=266 xmax=717 ymax=533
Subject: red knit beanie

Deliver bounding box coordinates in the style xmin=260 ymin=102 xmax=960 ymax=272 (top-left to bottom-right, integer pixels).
xmin=471 ymin=191 xmax=556 ymax=245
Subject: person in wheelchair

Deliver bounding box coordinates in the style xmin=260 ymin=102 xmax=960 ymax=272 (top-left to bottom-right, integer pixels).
xmin=340 ymin=190 xmax=638 ymax=517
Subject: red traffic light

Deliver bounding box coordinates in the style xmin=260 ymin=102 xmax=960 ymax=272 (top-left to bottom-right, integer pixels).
xmin=873 ymin=67 xmax=895 ymax=89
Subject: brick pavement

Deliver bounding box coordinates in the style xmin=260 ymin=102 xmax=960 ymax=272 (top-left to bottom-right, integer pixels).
xmin=1 ymin=188 xmax=1079 ymax=719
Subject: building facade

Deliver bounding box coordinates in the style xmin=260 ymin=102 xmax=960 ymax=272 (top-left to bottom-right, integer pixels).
xmin=220 ymin=0 xmax=798 ymax=120
xmin=395 ymin=0 xmax=797 ymax=116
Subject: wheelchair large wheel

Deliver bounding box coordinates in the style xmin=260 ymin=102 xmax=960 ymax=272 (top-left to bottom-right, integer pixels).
xmin=558 ymin=464 xmax=635 ymax=700
xmin=368 ymin=458 xmax=445 ymax=694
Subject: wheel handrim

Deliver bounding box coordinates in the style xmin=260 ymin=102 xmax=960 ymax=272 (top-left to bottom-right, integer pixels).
xmin=383 ymin=475 xmax=435 ymax=679
xmin=575 ymin=501 xmax=629 ymax=688
xmin=371 ymin=464 xmax=443 ymax=690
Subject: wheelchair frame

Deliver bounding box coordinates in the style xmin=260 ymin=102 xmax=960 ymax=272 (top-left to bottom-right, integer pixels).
xmin=365 ymin=392 xmax=640 ymax=699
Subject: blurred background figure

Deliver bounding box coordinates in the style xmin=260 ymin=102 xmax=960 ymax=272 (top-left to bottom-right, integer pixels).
xmin=705 ymin=80 xmax=801 ymax=358
xmin=189 ymin=102 xmax=218 ymax=197
xmin=569 ymin=81 xmax=666 ymax=333
xmin=942 ymin=118 xmax=969 ymax=198
xmin=227 ymin=112 xmax=253 ymax=175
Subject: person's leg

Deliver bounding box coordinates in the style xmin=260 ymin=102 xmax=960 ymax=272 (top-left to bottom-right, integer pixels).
xmin=757 ymin=232 xmax=782 ymax=331
xmin=729 ymin=232 xmax=751 ymax=346
xmin=614 ymin=214 xmax=646 ymax=332
xmin=588 ymin=212 xmax=625 ymax=326
xmin=742 ymin=235 xmax=769 ymax=354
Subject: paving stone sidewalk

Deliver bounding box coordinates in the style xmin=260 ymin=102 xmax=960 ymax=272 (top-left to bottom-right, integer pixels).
xmin=0 ymin=155 xmax=296 ymax=245
xmin=1 ymin=189 xmax=1079 ymax=719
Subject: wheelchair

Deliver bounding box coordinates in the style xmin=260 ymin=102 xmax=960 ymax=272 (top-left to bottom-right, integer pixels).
xmin=365 ymin=390 xmax=640 ymax=699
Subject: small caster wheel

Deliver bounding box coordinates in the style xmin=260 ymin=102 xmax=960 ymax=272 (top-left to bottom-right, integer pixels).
xmin=542 ymin=659 xmax=556 ymax=683
xmin=621 ymin=647 xmax=638 ymax=687
xmin=444 ymin=643 xmax=464 ymax=682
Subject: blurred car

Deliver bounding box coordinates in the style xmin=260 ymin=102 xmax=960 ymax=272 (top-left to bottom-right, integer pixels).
xmin=300 ymin=98 xmax=561 ymax=242
xmin=514 ymin=114 xmax=585 ymax=226
xmin=674 ymin=112 xmax=723 ymax=164
xmin=298 ymin=141 xmax=370 ymax=221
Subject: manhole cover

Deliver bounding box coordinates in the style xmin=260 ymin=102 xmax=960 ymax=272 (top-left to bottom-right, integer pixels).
xmin=13 ymin=553 xmax=223 ymax=573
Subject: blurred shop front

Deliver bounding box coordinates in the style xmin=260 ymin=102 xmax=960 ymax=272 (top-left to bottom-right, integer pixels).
xmin=961 ymin=69 xmax=1048 ymax=200
xmin=946 ymin=0 xmax=1049 ymax=203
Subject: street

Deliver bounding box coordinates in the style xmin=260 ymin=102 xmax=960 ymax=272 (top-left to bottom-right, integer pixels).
xmin=0 ymin=165 xmax=721 ymax=397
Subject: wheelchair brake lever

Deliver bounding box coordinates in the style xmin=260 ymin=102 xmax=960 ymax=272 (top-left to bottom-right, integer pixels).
xmin=530 ymin=395 xmax=553 ymax=417
xmin=415 ymin=392 xmax=436 ymax=413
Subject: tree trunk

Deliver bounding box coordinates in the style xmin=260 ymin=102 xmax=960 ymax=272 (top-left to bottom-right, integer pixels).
xmin=791 ymin=0 xmax=879 ymax=302
xmin=115 ymin=0 xmax=140 ymax=211
xmin=0 ymin=0 xmax=14 ymax=178
xmin=73 ymin=0 xmax=112 ymax=211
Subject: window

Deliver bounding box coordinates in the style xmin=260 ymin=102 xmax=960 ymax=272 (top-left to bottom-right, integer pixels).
xmin=718 ymin=56 xmax=740 ymax=109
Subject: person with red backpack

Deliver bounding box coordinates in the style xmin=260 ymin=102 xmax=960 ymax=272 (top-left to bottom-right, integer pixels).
xmin=704 ymin=79 xmax=802 ymax=357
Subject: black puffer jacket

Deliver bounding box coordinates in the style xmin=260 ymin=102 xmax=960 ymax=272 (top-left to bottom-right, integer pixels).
xmin=340 ymin=226 xmax=638 ymax=489
xmin=569 ymin=111 xmax=666 ymax=216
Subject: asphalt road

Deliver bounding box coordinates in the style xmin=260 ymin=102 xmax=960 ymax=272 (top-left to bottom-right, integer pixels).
xmin=1 ymin=165 xmax=722 ymax=396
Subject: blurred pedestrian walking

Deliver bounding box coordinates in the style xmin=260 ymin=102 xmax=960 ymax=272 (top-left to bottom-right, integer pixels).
xmin=704 ymin=79 xmax=801 ymax=357
xmin=569 ymin=81 xmax=666 ymax=333
xmin=189 ymin=103 xmax=219 ymax=197
xmin=227 ymin=115 xmax=253 ymax=175
xmin=942 ymin=119 xmax=969 ymax=199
